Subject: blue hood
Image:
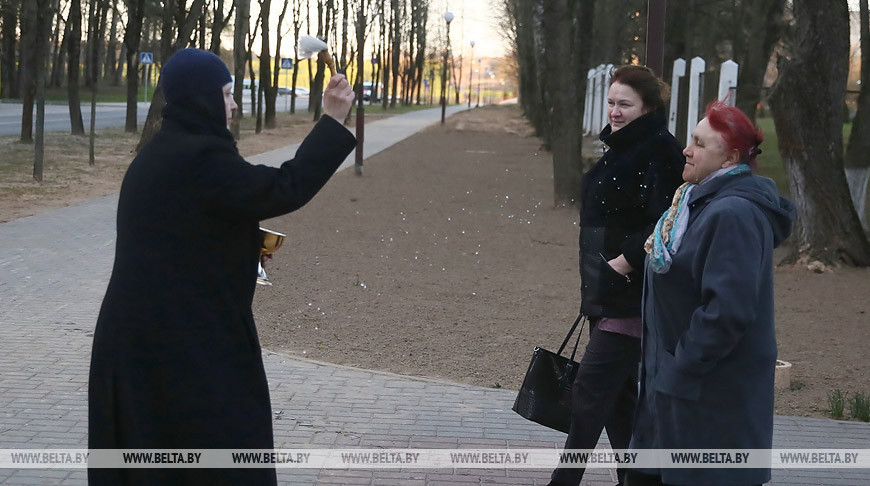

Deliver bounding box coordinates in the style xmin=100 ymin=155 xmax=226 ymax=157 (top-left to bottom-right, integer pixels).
xmin=718 ymin=175 xmax=796 ymax=248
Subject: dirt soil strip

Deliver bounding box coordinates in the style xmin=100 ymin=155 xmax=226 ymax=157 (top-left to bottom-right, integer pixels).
xmin=254 ymin=105 xmax=870 ymax=421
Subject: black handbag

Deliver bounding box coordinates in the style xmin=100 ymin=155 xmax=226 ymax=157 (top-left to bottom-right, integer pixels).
xmin=512 ymin=313 xmax=586 ymax=433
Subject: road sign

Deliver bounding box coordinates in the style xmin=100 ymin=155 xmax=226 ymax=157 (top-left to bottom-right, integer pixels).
xmin=280 ymin=58 xmax=293 ymax=70
xmin=140 ymin=52 xmax=153 ymax=65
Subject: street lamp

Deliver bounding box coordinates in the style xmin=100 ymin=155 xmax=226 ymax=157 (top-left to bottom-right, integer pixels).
xmin=441 ymin=11 xmax=454 ymax=125
xmin=468 ymin=41 xmax=475 ymax=108
xmin=476 ymin=57 xmax=482 ymax=107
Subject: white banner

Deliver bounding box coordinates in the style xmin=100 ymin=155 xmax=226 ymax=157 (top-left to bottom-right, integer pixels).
xmin=1 ymin=449 xmax=869 ymax=469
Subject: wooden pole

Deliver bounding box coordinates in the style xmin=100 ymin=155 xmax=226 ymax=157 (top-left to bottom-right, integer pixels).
xmin=646 ymin=0 xmax=667 ymax=77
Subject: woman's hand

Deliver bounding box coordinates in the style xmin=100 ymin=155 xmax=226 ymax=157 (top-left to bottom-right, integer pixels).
xmin=322 ymin=74 xmax=356 ymax=121
xmin=607 ymin=254 xmax=634 ymax=276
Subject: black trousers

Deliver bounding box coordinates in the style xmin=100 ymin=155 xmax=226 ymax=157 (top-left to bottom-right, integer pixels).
xmin=549 ymin=322 xmax=641 ymax=486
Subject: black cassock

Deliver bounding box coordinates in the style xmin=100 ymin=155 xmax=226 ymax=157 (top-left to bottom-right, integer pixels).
xmin=88 ymin=112 xmax=356 ymax=485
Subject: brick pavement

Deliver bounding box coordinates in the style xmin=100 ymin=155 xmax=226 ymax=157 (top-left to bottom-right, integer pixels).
xmin=1 ymin=107 xmax=869 ymax=485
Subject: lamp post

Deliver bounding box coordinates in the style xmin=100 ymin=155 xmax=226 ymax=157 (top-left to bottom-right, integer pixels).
xmin=441 ymin=11 xmax=454 ymax=125
xmin=468 ymin=41 xmax=475 ymax=108
xmin=476 ymin=57 xmax=482 ymax=107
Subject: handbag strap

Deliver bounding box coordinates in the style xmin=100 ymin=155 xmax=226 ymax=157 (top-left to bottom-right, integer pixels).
xmin=556 ymin=313 xmax=587 ymax=360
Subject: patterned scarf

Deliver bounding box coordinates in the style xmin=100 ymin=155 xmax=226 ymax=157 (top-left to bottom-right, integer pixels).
xmin=645 ymin=164 xmax=751 ymax=273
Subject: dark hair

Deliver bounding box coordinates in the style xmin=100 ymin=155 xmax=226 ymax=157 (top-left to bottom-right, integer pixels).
xmin=705 ymin=101 xmax=764 ymax=166
xmin=609 ymin=65 xmax=670 ymax=111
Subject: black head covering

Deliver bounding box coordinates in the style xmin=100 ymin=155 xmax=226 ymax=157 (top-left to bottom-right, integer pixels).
xmin=159 ymin=48 xmax=234 ymax=140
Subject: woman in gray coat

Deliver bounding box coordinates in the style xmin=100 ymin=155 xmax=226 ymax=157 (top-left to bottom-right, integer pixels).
xmin=628 ymin=102 xmax=795 ymax=486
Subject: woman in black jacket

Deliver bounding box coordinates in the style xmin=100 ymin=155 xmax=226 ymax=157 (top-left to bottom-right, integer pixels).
xmin=549 ymin=66 xmax=684 ymax=486
xmin=88 ymin=49 xmax=356 ymax=485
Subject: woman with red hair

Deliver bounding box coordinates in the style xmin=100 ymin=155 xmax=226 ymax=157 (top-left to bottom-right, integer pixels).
xmin=627 ymin=102 xmax=795 ymax=485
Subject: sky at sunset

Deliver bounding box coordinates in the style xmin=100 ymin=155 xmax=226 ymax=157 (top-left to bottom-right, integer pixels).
xmin=246 ymin=0 xmax=509 ymax=60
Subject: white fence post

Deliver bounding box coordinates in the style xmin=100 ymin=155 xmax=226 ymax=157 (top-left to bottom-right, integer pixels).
xmin=600 ymin=64 xmax=614 ymax=133
xmin=583 ymin=68 xmax=595 ymax=135
xmin=669 ymin=58 xmax=686 ymax=136
xmin=591 ymin=64 xmax=606 ymax=135
xmin=718 ymin=59 xmax=739 ymax=106
xmin=687 ymin=56 xmax=706 ymax=147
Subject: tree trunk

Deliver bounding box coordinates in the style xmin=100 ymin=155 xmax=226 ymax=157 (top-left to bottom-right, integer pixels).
xmin=67 ymin=0 xmax=85 ymax=135
xmin=83 ymin=0 xmax=94 ymax=89
xmin=198 ymin=1 xmax=207 ymax=49
xmin=19 ymin=0 xmax=37 ymax=143
xmin=33 ymin=0 xmax=54 ymax=181
xmin=845 ymin=0 xmax=870 ymax=232
xmin=210 ymin=0 xmax=226 ymax=54
xmin=259 ymin=0 xmax=277 ymax=129
xmin=247 ymin=14 xmax=261 ymax=132
xmin=115 ymin=42 xmax=125 ymax=86
xmin=47 ymin=0 xmax=62 ymax=88
xmin=89 ymin=0 xmax=108 ymax=166
xmin=542 ymin=0 xmax=582 ymax=205
xmin=310 ymin=0 xmax=327 ymax=121
xmin=769 ymin=0 xmax=870 ymax=266
xmin=389 ymin=0 xmax=400 ymax=108
xmin=50 ymin=7 xmax=68 ymax=89
xmin=381 ymin=4 xmax=390 ymax=111
xmin=339 ymin=0 xmax=348 ymax=72
xmin=104 ymin=0 xmax=119 ymax=83
xmin=272 ymin=0 xmax=289 ymax=115
xmin=231 ymin=0 xmax=250 ymax=138
xmin=289 ymin=0 xmax=301 ymax=114
xmin=306 ymin=8 xmax=314 ymax=111
xmin=513 ymin=0 xmax=545 ymax=139
xmin=0 ymin=0 xmax=19 ymax=99
xmin=123 ymin=0 xmax=144 ymax=133
xmin=96 ymin=0 xmax=109 ymax=80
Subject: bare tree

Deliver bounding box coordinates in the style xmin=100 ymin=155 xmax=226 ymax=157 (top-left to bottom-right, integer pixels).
xmin=413 ymin=1 xmax=427 ymax=105
xmin=33 ymin=0 xmax=56 ymax=181
xmin=309 ymin=0 xmax=330 ymax=121
xmin=136 ymin=0 xmax=209 ymax=150
xmin=210 ymin=0 xmax=236 ymax=54
xmin=19 ymin=0 xmax=40 ymax=143
xmin=0 ymin=0 xmax=20 ymax=99
xmin=769 ymin=0 xmax=870 ymax=266
xmin=246 ymin=11 xmax=262 ymax=132
xmin=380 ymin=0 xmax=390 ymax=109
xmin=354 ymin=0 xmax=366 ymax=174
xmin=846 ymin=0 xmax=870 ymax=231
xmin=258 ymin=0 xmax=277 ymax=129
xmin=89 ymin=0 xmax=109 ymax=165
xmin=104 ymin=0 xmax=120 ymax=83
xmin=541 ymin=0 xmax=585 ymax=204
xmin=231 ymin=0 xmax=250 ymax=138
xmin=47 ymin=0 xmax=64 ymax=88
xmin=124 ymin=0 xmax=146 ymax=132
xmin=389 ymin=0 xmax=399 ymax=107
xmin=68 ymin=0 xmax=85 ymax=135
xmin=370 ymin=1 xmax=383 ymax=105
xmin=510 ymin=0 xmax=545 ymax=138
xmin=289 ymin=0 xmax=302 ymax=113
xmin=271 ymin=0 xmax=290 ymax=118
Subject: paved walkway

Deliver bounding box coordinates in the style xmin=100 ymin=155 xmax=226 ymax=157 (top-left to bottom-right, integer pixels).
xmin=0 ymin=106 xmax=868 ymax=485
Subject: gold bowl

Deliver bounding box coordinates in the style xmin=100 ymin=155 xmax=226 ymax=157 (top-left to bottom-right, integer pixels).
xmin=260 ymin=227 xmax=286 ymax=255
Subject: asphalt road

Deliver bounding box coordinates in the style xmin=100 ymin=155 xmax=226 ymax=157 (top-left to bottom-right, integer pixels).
xmin=0 ymin=95 xmax=311 ymax=136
